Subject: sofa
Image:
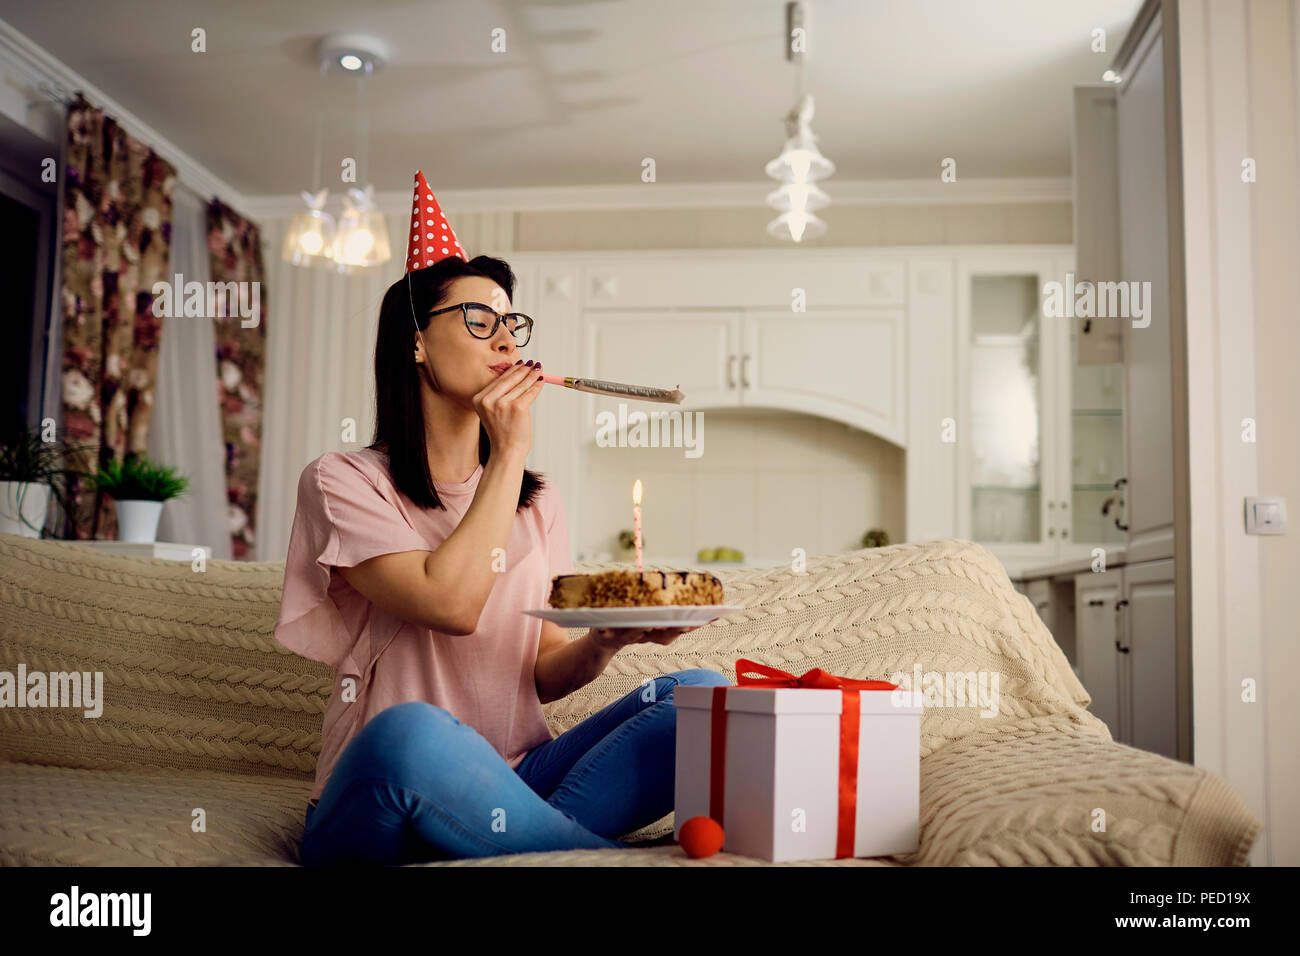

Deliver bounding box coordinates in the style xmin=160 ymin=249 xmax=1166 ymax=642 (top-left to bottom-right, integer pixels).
xmin=0 ymin=531 xmax=1261 ymax=866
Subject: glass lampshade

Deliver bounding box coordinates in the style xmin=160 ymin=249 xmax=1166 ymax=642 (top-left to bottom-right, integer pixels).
xmin=282 ymin=208 xmax=337 ymax=268
xmin=764 ymin=126 xmax=836 ymax=184
xmin=765 ymin=181 xmax=830 ymax=214
xmin=766 ymin=210 xmax=827 ymax=243
xmin=329 ymin=206 xmax=391 ymax=271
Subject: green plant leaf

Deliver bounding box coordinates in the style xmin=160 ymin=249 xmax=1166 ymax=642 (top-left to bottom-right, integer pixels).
xmin=87 ymin=453 xmax=190 ymax=502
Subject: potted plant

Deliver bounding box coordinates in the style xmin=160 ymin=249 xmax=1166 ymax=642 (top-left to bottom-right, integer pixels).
xmin=0 ymin=424 xmax=85 ymax=538
xmin=617 ymin=528 xmax=640 ymax=563
xmin=860 ymin=528 xmax=890 ymax=548
xmin=89 ymin=454 xmax=190 ymax=543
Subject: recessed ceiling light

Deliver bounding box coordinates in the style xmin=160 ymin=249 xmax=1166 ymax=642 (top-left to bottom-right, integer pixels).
xmin=315 ymin=33 xmax=390 ymax=73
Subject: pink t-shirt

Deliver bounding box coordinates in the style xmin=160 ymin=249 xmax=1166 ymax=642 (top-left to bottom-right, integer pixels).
xmin=273 ymin=446 xmax=569 ymax=804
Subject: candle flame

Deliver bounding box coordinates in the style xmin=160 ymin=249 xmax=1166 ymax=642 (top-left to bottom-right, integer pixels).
xmin=632 ymin=479 xmax=642 ymax=505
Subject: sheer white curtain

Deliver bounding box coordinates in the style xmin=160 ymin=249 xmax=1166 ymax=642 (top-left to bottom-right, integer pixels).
xmin=254 ymin=215 xmax=394 ymax=561
xmin=147 ymin=183 xmax=232 ymax=558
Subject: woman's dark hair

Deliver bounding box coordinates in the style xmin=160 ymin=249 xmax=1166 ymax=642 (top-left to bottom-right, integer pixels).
xmin=367 ymin=254 xmax=546 ymax=512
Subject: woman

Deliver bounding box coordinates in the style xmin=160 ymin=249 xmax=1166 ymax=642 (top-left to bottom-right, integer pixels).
xmin=274 ymin=251 xmax=729 ymax=866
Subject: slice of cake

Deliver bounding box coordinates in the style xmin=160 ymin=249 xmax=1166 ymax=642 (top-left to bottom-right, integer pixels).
xmin=548 ymin=569 xmax=724 ymax=609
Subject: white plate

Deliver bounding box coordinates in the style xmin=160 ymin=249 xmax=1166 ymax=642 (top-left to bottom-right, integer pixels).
xmin=522 ymin=605 xmax=744 ymax=628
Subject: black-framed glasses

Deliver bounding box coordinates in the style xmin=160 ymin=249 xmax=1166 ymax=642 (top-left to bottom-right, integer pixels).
xmin=426 ymin=302 xmax=533 ymax=347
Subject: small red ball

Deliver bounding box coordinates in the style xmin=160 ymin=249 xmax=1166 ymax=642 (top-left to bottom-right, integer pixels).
xmin=679 ymin=815 xmax=724 ymax=858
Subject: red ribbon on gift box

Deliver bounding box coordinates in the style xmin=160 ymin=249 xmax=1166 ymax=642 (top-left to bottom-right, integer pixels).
xmin=708 ymin=658 xmax=899 ymax=859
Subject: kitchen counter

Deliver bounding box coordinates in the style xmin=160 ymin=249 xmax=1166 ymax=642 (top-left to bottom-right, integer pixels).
xmin=1011 ymin=547 xmax=1127 ymax=582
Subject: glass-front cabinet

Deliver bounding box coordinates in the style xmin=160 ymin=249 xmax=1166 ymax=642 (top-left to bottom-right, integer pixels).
xmin=1070 ymin=336 xmax=1126 ymax=548
xmin=957 ymin=253 xmax=1125 ymax=570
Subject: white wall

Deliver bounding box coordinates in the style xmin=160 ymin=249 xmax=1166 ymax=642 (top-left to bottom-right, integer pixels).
xmin=1178 ymin=0 xmax=1300 ymax=867
xmin=1250 ymin=0 xmax=1300 ymax=869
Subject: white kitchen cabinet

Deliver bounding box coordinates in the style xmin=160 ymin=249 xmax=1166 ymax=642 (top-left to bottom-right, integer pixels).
xmin=581 ymin=308 xmax=905 ymax=444
xmin=1115 ymin=28 xmax=1176 ymax=566
xmin=1074 ymin=567 xmax=1124 ymax=737
xmin=1016 ymin=17 xmax=1180 ymax=766
xmin=1071 ymin=84 xmax=1124 ymax=365
xmin=513 ymin=260 xmax=582 ymax=513
xmin=580 ymin=257 xmax=904 ymax=310
xmin=1065 ymin=560 xmax=1176 ymax=760
xmin=956 ymin=251 xmax=1126 ymax=575
xmin=956 ymin=254 xmax=1058 ymax=568
xmin=583 ymin=310 xmax=738 ymax=411
xmin=1121 ymin=558 xmax=1177 ymax=759
xmin=742 ymin=309 xmax=904 ymax=443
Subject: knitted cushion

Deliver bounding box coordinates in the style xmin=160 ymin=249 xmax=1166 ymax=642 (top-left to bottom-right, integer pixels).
xmin=0 ymin=535 xmax=325 ymax=785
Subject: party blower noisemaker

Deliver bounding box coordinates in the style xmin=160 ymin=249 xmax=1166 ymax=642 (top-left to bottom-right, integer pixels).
xmin=544 ymin=372 xmax=685 ymax=404
xmin=497 ymin=363 xmax=684 ymax=405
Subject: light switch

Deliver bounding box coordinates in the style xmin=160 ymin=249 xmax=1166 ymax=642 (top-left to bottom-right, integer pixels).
xmin=1245 ymin=496 xmax=1287 ymax=534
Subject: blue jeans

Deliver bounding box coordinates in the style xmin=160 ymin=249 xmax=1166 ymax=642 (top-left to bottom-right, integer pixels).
xmin=300 ymin=668 xmax=730 ymax=866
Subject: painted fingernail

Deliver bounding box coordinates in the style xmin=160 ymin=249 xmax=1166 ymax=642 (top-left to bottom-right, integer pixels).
xmin=526 ymin=359 xmax=534 ymax=366
xmin=514 ymin=359 xmax=522 ymax=365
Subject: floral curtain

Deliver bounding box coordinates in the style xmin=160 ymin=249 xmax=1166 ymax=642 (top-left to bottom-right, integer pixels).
xmin=59 ymin=93 xmax=176 ymax=540
xmin=206 ymin=198 xmax=267 ymax=560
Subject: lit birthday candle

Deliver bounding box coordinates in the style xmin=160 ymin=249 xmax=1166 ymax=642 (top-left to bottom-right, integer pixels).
xmin=632 ymin=479 xmax=643 ymax=571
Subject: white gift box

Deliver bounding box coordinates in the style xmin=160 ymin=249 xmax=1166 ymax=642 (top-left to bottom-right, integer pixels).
xmin=673 ymin=684 xmax=923 ymax=862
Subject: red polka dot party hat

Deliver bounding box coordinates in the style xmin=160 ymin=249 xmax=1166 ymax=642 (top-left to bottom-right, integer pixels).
xmin=406 ymin=170 xmax=467 ymax=272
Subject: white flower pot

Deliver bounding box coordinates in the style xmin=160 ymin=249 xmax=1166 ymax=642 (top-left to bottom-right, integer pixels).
xmin=114 ymin=499 xmax=165 ymax=543
xmin=0 ymin=481 xmax=51 ymax=537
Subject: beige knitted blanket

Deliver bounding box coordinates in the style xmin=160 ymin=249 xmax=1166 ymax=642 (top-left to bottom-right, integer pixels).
xmin=0 ymin=533 xmax=1261 ymax=865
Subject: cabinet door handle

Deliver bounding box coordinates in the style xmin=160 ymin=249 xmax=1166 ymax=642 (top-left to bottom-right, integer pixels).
xmin=741 ymin=354 xmax=751 ymax=389
xmin=727 ymin=355 xmax=736 ymax=389
xmin=1114 ymin=599 xmax=1130 ymax=652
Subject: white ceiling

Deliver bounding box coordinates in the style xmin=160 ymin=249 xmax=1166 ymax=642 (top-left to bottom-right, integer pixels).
xmin=1 ymin=0 xmax=1142 ymax=198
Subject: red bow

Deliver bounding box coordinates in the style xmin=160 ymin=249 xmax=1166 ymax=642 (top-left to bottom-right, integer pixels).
xmin=709 ymin=659 xmax=898 ymax=858
xmin=735 ymin=658 xmax=901 ymax=692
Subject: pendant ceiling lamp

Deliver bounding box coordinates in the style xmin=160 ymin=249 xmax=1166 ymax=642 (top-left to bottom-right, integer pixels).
xmin=281 ymin=109 xmax=336 ymax=268
xmin=283 ymin=33 xmax=392 ymax=271
xmin=331 ymin=183 xmax=390 ymax=272
xmin=765 ymin=2 xmax=835 ymax=243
